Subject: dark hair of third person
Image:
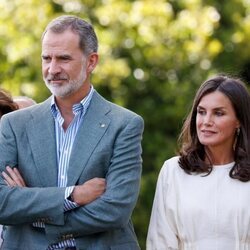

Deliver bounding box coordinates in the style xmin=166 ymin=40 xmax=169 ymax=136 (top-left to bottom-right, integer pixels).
xmin=0 ymin=89 xmax=18 ymax=119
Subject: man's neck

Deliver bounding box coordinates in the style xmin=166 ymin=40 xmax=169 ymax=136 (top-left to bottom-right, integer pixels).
xmin=54 ymin=84 xmax=91 ymax=130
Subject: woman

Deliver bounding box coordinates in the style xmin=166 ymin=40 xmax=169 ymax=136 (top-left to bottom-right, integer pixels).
xmin=147 ymin=75 xmax=250 ymax=250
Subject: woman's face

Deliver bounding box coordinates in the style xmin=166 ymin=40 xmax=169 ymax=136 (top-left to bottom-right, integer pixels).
xmin=196 ymin=91 xmax=240 ymax=150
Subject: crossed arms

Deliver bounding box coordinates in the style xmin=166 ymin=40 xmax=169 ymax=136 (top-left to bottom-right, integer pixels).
xmin=2 ymin=166 xmax=106 ymax=206
xmin=0 ymin=112 xmax=144 ymax=244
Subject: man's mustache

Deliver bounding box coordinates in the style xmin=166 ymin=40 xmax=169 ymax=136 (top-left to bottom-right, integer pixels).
xmin=46 ymin=74 xmax=68 ymax=81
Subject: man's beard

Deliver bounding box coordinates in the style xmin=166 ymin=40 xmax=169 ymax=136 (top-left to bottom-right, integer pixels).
xmin=44 ymin=71 xmax=86 ymax=97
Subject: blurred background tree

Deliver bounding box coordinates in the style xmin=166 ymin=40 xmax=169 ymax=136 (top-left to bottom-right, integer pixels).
xmin=0 ymin=0 xmax=250 ymax=248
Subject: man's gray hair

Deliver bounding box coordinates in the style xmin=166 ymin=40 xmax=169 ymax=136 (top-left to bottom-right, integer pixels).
xmin=42 ymin=15 xmax=98 ymax=55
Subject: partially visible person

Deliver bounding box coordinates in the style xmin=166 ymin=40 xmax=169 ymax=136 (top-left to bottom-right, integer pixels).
xmin=0 ymin=89 xmax=18 ymax=246
xmin=147 ymin=75 xmax=250 ymax=250
xmin=0 ymin=89 xmax=18 ymax=119
xmin=0 ymin=92 xmax=36 ymax=247
xmin=14 ymin=96 xmax=37 ymax=109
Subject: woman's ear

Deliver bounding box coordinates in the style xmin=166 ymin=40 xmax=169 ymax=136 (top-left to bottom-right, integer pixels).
xmin=235 ymin=118 xmax=241 ymax=129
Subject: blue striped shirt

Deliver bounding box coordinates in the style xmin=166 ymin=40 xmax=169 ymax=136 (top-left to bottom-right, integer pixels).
xmin=42 ymin=86 xmax=93 ymax=249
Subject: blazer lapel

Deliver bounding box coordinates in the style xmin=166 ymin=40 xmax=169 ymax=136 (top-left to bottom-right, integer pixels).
xmin=67 ymin=91 xmax=111 ymax=185
xmin=26 ymin=98 xmax=58 ymax=187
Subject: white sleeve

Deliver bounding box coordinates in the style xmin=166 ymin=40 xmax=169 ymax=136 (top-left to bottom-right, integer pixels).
xmin=146 ymin=161 xmax=179 ymax=250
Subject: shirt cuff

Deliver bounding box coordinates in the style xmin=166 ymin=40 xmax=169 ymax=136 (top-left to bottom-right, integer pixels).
xmin=64 ymin=186 xmax=79 ymax=211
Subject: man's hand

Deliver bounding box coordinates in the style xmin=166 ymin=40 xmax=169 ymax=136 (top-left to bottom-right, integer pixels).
xmin=1 ymin=166 xmax=106 ymax=205
xmin=72 ymin=178 xmax=106 ymax=205
xmin=1 ymin=166 xmax=26 ymax=187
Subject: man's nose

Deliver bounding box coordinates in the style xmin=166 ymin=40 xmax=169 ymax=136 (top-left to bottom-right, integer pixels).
xmin=48 ymin=59 xmax=61 ymax=75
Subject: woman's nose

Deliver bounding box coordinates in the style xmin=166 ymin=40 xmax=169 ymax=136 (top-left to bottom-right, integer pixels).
xmin=203 ymin=114 xmax=213 ymax=125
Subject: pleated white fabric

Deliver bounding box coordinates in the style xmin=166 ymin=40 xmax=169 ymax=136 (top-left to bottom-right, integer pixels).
xmin=147 ymin=156 xmax=250 ymax=250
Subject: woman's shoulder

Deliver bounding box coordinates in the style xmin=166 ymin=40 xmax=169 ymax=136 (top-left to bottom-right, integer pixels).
xmin=162 ymin=156 xmax=180 ymax=169
xmin=159 ymin=156 xmax=182 ymax=177
xmin=156 ymin=156 xmax=184 ymax=190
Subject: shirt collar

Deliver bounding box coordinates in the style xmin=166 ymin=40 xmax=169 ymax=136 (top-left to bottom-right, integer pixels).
xmin=50 ymin=85 xmax=94 ymax=118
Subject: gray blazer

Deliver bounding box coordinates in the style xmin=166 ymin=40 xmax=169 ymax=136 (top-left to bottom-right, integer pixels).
xmin=0 ymin=90 xmax=144 ymax=250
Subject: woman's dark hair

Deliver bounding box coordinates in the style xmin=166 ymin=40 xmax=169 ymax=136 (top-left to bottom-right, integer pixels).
xmin=178 ymin=75 xmax=250 ymax=182
xmin=0 ymin=89 xmax=18 ymax=119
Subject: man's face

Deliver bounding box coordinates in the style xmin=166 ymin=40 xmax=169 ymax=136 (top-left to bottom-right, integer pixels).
xmin=41 ymin=29 xmax=88 ymax=98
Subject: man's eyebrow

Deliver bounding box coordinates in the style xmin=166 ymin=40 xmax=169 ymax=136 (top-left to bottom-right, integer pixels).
xmin=58 ymin=54 xmax=72 ymax=59
xmin=41 ymin=54 xmax=72 ymax=59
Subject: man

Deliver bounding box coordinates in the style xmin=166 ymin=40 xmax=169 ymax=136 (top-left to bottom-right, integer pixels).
xmin=0 ymin=15 xmax=144 ymax=250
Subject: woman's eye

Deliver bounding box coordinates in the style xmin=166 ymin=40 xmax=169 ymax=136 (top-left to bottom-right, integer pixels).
xmin=197 ymin=109 xmax=206 ymax=115
xmin=215 ymin=111 xmax=224 ymax=116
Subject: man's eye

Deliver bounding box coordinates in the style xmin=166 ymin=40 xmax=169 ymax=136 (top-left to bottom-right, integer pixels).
xmin=60 ymin=57 xmax=71 ymax=61
xmin=42 ymin=57 xmax=50 ymax=62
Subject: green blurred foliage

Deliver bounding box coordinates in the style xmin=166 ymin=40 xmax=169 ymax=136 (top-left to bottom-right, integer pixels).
xmin=0 ymin=0 xmax=250 ymax=248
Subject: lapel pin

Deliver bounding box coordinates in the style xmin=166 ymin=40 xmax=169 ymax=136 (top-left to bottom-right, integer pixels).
xmin=100 ymin=123 xmax=106 ymax=128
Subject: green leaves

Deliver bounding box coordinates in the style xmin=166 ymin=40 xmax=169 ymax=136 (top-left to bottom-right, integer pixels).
xmin=0 ymin=0 xmax=250 ymax=248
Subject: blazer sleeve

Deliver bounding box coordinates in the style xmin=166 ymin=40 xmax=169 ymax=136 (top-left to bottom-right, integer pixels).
xmin=146 ymin=161 xmax=179 ymax=250
xmin=45 ymin=114 xmax=144 ymax=244
xmin=0 ymin=115 xmax=66 ymax=226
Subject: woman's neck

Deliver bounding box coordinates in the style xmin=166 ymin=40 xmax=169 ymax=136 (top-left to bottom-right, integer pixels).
xmin=205 ymin=146 xmax=234 ymax=165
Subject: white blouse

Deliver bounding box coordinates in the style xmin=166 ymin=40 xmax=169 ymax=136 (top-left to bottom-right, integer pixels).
xmin=147 ymin=156 xmax=250 ymax=250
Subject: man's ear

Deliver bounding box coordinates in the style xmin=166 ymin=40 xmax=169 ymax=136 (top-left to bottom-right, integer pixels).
xmin=87 ymin=53 xmax=99 ymax=73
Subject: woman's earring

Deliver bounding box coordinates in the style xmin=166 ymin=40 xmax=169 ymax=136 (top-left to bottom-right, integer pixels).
xmin=233 ymin=127 xmax=240 ymax=151
xmin=236 ymin=127 xmax=240 ymax=136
